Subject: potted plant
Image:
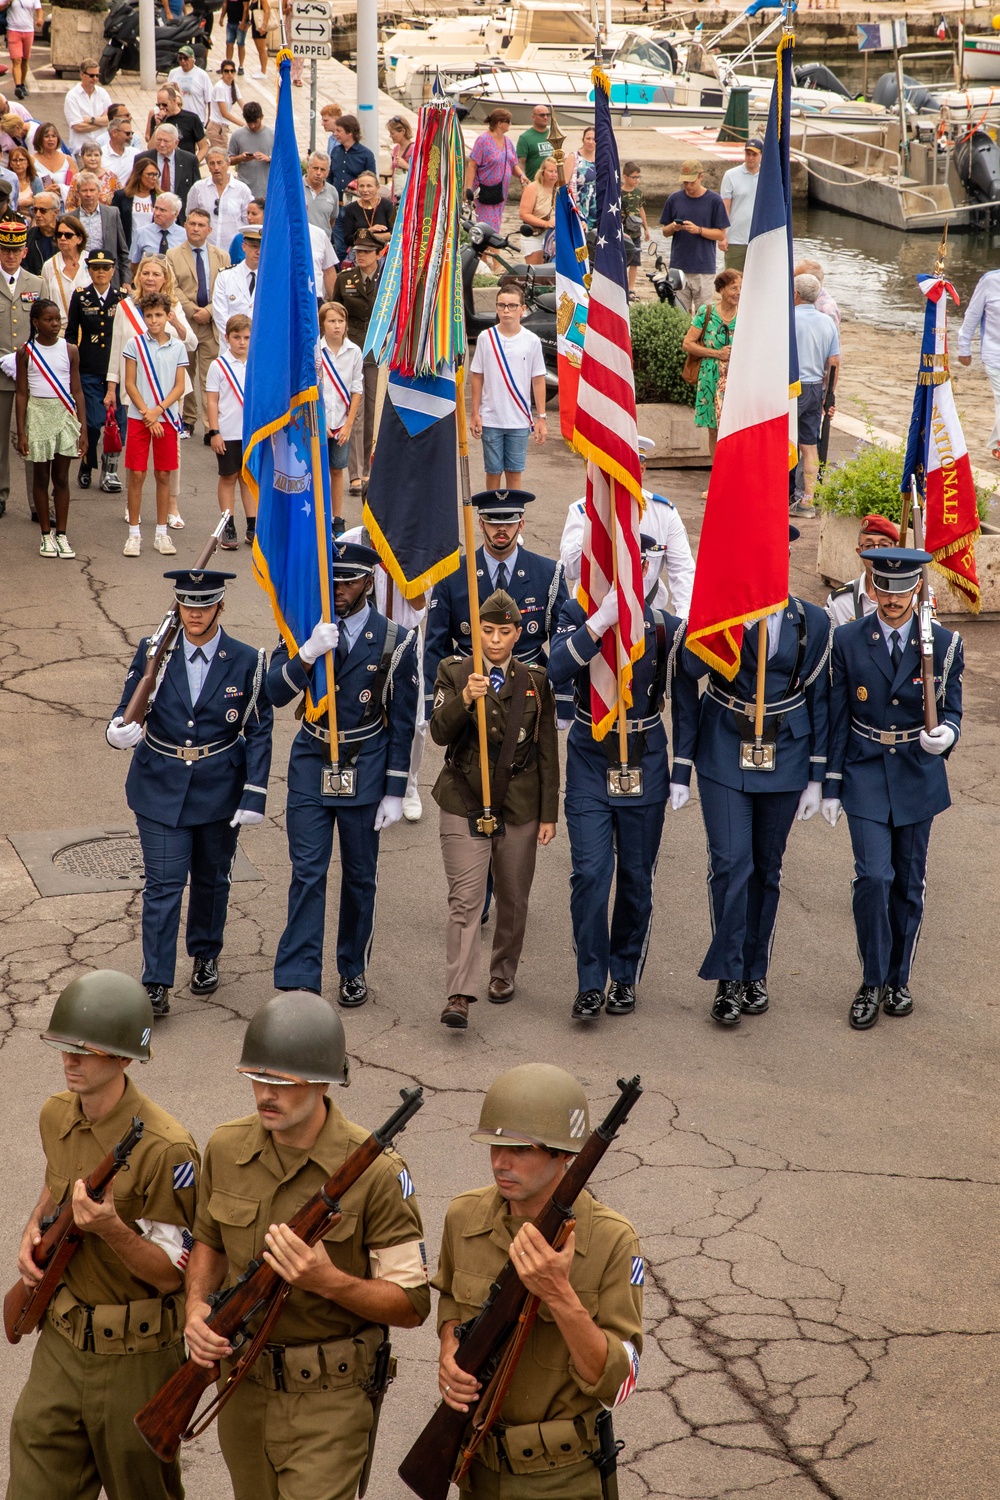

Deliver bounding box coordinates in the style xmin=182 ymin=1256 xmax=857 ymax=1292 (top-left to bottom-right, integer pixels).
xmin=50 ymin=0 xmax=110 ymax=80
xmin=629 ymin=301 xmax=709 ymax=468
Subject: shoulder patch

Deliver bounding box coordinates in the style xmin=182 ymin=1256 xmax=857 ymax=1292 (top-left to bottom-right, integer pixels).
xmin=172 ymin=1162 xmax=196 ymax=1190
xmin=630 ymin=1255 xmax=644 ymax=1285
xmin=398 ymin=1167 xmax=415 ymax=1200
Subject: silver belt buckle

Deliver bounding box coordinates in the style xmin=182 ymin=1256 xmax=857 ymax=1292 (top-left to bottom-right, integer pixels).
xmin=879 ymin=730 xmax=897 ymax=746
xmin=178 ymin=746 xmax=200 ymax=762
xmin=607 ymin=766 xmax=643 ymax=797
xmin=740 ymin=740 xmax=776 ymax=771
xmin=321 ymin=765 xmax=357 ymax=798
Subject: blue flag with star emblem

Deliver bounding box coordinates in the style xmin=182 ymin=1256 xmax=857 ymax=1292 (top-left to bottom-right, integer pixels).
xmin=244 ymin=52 xmax=334 ymax=721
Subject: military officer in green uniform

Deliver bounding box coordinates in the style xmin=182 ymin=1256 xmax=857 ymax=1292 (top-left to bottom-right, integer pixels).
xmin=434 ymin=1064 xmax=644 ymax=1498
xmin=184 ymin=991 xmax=431 ymax=1500
xmin=0 ymin=212 xmax=41 ymax=518
xmin=7 ymin=970 xmax=200 ymax=1500
xmin=431 ymin=589 xmax=560 ymax=1030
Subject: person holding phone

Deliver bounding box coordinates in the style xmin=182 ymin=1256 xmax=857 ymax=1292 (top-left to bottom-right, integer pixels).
xmin=659 ymin=159 xmax=728 ymax=315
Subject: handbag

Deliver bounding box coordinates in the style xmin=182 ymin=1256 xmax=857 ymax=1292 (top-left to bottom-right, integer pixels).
xmin=681 ymin=352 xmax=699 ymax=385
xmin=103 ymin=409 xmax=123 ymax=455
xmin=477 ymin=179 xmax=504 ymax=205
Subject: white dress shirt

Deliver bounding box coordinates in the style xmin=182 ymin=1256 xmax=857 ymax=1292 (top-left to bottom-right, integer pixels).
xmin=560 ymin=488 xmax=696 ymax=616
xmin=63 ymin=81 xmax=112 ymax=156
xmin=212 ymin=260 xmax=256 ymax=351
xmin=186 ymin=177 xmax=252 ymax=251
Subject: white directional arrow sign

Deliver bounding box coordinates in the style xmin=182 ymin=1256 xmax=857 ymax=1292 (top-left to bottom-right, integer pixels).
xmin=293 ymin=17 xmax=332 ymax=40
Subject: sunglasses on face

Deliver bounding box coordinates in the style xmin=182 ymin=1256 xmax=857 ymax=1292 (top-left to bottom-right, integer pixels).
xmin=85 ymin=71 xmax=99 ymax=79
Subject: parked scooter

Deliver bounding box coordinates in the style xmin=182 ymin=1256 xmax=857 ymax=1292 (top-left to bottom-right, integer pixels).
xmin=645 ymin=247 xmax=686 ymax=308
xmin=99 ymin=0 xmax=208 ymax=85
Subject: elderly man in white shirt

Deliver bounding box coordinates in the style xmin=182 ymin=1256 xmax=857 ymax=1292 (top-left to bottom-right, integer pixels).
xmin=186 ymin=146 xmax=252 ymax=251
xmin=958 ymin=266 xmax=1000 ymax=459
xmin=63 ymin=59 xmax=112 ymax=155
xmin=102 ymin=108 xmax=137 ymax=182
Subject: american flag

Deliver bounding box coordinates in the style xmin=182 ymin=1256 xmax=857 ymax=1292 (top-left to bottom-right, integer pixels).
xmin=612 ymin=1339 xmax=641 ymax=1407
xmin=571 ymin=71 xmax=645 ymax=739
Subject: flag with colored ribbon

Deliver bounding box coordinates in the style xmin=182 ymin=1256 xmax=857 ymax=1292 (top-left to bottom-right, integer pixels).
xmin=364 ymin=103 xmax=464 ymax=598
xmin=554 ymin=182 xmax=589 ymax=442
xmin=685 ymin=35 xmax=799 ymax=678
xmin=244 ymin=51 xmax=334 ymax=721
xmin=902 ymin=274 xmax=980 ymax=610
xmin=571 ymin=69 xmax=645 ymax=740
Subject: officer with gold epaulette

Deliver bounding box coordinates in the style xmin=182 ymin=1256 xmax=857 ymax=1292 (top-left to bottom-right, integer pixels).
xmin=66 ymin=248 xmax=128 ymax=491
xmin=0 ymin=210 xmax=40 ymax=519
xmin=434 ymin=1064 xmax=644 ymax=1498
xmin=431 ymin=589 xmax=559 ymax=1030
xmin=7 ymin=970 xmax=199 ymax=1500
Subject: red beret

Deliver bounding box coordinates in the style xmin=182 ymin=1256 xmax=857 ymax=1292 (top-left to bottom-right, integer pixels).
xmin=859 ymin=513 xmax=899 ymax=543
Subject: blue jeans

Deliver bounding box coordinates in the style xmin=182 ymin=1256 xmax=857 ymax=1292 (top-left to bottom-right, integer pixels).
xmin=481 ymin=425 xmax=529 ymax=477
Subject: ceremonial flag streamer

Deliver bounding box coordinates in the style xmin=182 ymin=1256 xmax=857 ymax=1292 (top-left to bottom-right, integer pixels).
xmin=554 ymin=183 xmax=589 ymax=442
xmin=244 ymin=50 xmax=333 ymax=721
xmin=901 ymin=274 xmax=980 ymax=610
xmin=686 ymin=36 xmax=799 ymax=678
xmin=364 ymin=104 xmax=465 ymax=598
xmin=571 ymin=70 xmax=645 ymax=739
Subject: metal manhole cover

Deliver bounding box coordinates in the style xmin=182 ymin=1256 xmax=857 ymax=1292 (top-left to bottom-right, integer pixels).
xmin=53 ymin=836 xmax=145 ymax=881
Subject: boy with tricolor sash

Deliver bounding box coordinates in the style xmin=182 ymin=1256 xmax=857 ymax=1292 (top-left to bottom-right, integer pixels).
xmin=318 ymin=298 xmax=362 ymax=536
xmin=206 ymin=312 xmax=256 ymax=549
xmin=122 ymin=291 xmax=189 ymax=558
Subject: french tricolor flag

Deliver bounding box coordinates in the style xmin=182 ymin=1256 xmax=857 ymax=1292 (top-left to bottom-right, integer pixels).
xmin=686 ymin=38 xmax=799 ymax=678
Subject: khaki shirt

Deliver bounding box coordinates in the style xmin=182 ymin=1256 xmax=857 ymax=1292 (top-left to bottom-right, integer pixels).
xmin=0 ymin=269 xmax=42 ymax=392
xmin=39 ymin=1075 xmax=199 ymax=1307
xmin=194 ymin=1100 xmax=431 ymax=1345
xmin=432 ymin=1186 xmax=643 ymax=1422
xmin=430 ymin=656 xmax=560 ymax=825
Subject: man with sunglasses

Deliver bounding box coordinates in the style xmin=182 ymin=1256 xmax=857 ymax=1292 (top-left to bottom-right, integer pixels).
xmin=186 ymin=146 xmax=252 ymax=252
xmin=103 ymin=107 xmax=137 ymax=182
xmin=64 ymin=59 xmax=113 ymax=157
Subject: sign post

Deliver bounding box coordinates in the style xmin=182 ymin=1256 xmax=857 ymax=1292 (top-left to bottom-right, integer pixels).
xmin=292 ymin=0 xmax=332 ymax=154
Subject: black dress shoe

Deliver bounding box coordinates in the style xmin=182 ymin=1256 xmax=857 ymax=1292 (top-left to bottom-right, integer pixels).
xmin=0 ymin=496 xmax=5 ymax=518
xmin=882 ymin=984 xmax=913 ymax=1017
xmin=741 ymin=979 xmax=769 ymax=1016
xmin=190 ymin=957 xmax=219 ymax=994
xmin=711 ymin=981 xmax=744 ymax=1026
xmin=571 ymin=989 xmax=604 ymax=1020
xmin=606 ymin=980 xmax=635 ymax=1016
xmin=146 ymin=984 xmax=170 ymax=1017
xmin=77 ymin=464 xmax=91 ymax=489
xmin=849 ymin=985 xmax=882 ymax=1030
xmin=339 ymin=974 xmax=368 ymax=1008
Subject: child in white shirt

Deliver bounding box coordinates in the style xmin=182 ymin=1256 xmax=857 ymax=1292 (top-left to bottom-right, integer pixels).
xmin=319 ymin=299 xmax=362 ymax=535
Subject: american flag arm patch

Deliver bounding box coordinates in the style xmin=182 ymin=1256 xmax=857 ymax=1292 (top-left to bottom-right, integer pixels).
xmin=398 ymin=1168 xmax=415 ymax=1199
xmin=173 ymin=1162 xmax=196 ymax=1190
xmin=630 ymin=1256 xmax=644 ymax=1286
xmin=610 ymin=1341 xmax=640 ymax=1408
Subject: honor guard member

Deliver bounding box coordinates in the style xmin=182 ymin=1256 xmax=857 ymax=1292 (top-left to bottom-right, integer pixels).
xmin=65 ymin=248 xmax=127 ymax=491
xmin=431 ymin=589 xmax=560 ymax=1029
xmin=268 ymin=541 xmax=420 ymax=1007
xmin=8 ymin=971 xmax=199 ymax=1500
xmin=821 ymin=547 xmax=963 ymax=1029
xmin=435 ymin=1064 xmax=643 ymax=1498
xmin=671 ymin=529 xmax=832 ymax=1026
xmin=559 ymin=437 xmax=696 ymax=618
xmin=424 ymin=489 xmax=568 ymax=718
xmin=106 ymin=568 xmax=273 ymax=1016
xmin=548 ymin=536 xmax=686 ymax=1021
xmin=825 ymin=513 xmax=899 ymax=627
xmin=184 ymin=992 xmax=430 ymax=1500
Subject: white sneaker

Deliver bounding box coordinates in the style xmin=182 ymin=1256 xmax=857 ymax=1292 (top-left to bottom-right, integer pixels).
xmin=39 ymin=530 xmax=57 ymax=557
xmin=53 ymin=532 xmax=76 ymax=559
xmin=167 ymin=513 xmax=185 ymax=529
xmin=402 ymin=789 xmax=423 ymax=822
xmin=123 ymin=534 xmax=141 ymax=557
xmin=154 ymin=533 xmax=177 ymax=555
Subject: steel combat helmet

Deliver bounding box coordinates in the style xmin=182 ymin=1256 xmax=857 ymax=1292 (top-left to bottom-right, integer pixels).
xmin=237 ymin=992 xmax=350 ymax=1086
xmin=471 ymin=1064 xmax=590 ymax=1153
xmin=41 ymin=970 xmax=153 ymax=1061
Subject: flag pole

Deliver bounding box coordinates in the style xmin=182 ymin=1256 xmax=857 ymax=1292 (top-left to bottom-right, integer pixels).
xmin=608 ymin=481 xmax=630 ymax=769
xmin=307 ymin=398 xmax=340 ymax=776
xmin=455 ymin=367 xmax=496 ymax=832
xmin=753 ymin=618 xmax=767 ymax=751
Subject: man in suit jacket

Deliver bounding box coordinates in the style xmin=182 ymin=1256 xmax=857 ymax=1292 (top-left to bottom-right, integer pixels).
xmin=71 ymin=171 xmax=131 ymax=287
xmin=167 ymin=207 xmax=230 ymax=432
xmin=135 ymin=123 xmax=200 ymax=223
xmin=0 ymin=213 xmax=40 ymax=518
xmin=23 ymin=193 xmax=58 ymax=275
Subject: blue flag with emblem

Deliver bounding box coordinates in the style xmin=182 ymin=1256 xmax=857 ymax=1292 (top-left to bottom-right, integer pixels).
xmin=244 ymin=51 xmax=334 ymax=722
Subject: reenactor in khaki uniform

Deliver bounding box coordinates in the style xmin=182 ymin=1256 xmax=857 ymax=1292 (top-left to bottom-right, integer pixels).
xmin=7 ymin=970 xmax=200 ymax=1500
xmin=0 ymin=211 xmax=41 ymax=518
xmin=434 ymin=1064 xmax=644 ymax=1498
xmin=184 ymin=991 xmax=431 ymax=1500
xmin=431 ymin=589 xmax=560 ymax=1029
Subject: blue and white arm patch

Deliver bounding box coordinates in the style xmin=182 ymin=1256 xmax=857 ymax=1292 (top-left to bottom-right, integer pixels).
xmin=173 ymin=1162 xmax=196 ymax=1191
xmin=630 ymin=1255 xmax=645 ymax=1286
xmin=398 ymin=1167 xmax=415 ymax=1200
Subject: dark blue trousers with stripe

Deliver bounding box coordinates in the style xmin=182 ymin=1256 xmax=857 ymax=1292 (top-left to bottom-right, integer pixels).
xmin=847 ymin=813 xmax=932 ymax=988
xmin=135 ymin=815 xmax=239 ymax=987
xmin=565 ymin=791 xmax=665 ymax=992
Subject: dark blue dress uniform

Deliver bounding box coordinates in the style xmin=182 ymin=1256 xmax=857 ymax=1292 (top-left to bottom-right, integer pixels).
xmin=424 ymin=544 xmax=568 ymax=714
xmin=269 ymin=602 xmax=420 ymax=993
xmin=673 ymin=601 xmax=832 ymax=985
xmin=824 ymin=612 xmax=963 ymax=994
xmin=112 ymin=628 xmax=272 ymax=989
xmin=548 ymin=598 xmax=686 ymax=1000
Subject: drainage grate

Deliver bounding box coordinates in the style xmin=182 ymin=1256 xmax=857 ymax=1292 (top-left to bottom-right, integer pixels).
xmin=53 ymin=835 xmax=146 ymax=882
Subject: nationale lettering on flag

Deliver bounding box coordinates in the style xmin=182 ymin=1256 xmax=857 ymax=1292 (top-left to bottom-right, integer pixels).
xmin=902 ymin=274 xmax=980 ymax=610
xmin=244 ymin=51 xmax=334 ymax=721
xmin=554 ymin=183 xmax=589 ymax=443
xmin=571 ymin=70 xmax=645 ymax=739
xmin=685 ymin=37 xmax=799 ymax=678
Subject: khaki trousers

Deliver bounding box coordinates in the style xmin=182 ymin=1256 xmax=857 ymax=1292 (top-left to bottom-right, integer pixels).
xmin=348 ymin=359 xmax=378 ymax=483
xmin=463 ymin=1458 xmax=602 ymax=1498
xmin=218 ymin=1370 xmax=373 ymax=1500
xmin=439 ymin=808 xmax=538 ymax=999
xmin=182 ymin=317 xmax=219 ymax=427
xmin=0 ymin=384 xmax=33 ymax=510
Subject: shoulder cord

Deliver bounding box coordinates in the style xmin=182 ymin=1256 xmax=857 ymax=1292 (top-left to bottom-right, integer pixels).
xmin=240 ymin=647 xmax=266 ymax=731
xmin=802 ymin=618 xmax=833 ymax=690
xmin=543 ymin=563 xmax=563 ymax=636
xmin=939 ymin=630 xmax=960 ymax=701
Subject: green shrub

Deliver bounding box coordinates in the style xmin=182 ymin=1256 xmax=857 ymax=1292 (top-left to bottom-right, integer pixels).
xmin=629 ymin=301 xmax=695 ymax=408
xmin=815 ymin=434 xmax=993 ymax=522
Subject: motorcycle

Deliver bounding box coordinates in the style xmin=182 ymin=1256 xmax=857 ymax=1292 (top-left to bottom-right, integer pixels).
xmin=645 ymin=247 xmax=686 ymax=309
xmin=460 ymin=210 xmax=558 ymax=392
xmin=99 ymin=0 xmax=208 ymax=85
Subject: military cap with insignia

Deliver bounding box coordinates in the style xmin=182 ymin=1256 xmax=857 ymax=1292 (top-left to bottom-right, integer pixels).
xmin=352 ymin=227 xmax=379 ymax=251
xmin=0 ymin=211 xmax=27 ymax=247
xmin=471 ymin=488 xmax=534 ymax=522
xmin=480 ymin=588 xmax=521 ymax=625
xmin=86 ymin=248 xmax=116 ymax=268
xmin=331 ymin=539 xmax=379 ymax=579
xmin=163 ymin=568 xmax=237 ymax=605
xmin=242 ymin=224 xmax=263 ymax=242
xmin=860 ymin=546 xmax=931 ymax=593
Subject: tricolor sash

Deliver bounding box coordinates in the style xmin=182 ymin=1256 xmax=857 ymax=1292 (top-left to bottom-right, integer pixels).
xmin=321 ymin=346 xmax=352 ymax=426
xmin=487 ymin=326 xmax=534 ymax=430
xmin=119 ymin=297 xmax=147 ymax=339
xmin=132 ymin=334 xmax=184 ymax=433
xmin=25 ymin=341 xmax=76 ymax=413
xmin=217 ymin=355 xmax=245 ymax=407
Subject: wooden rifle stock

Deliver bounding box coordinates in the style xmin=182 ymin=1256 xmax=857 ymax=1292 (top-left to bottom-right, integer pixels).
xmin=133 ymin=1087 xmax=424 ymax=1463
xmin=3 ymin=1117 xmax=144 ymax=1344
xmin=122 ymin=512 xmax=231 ymax=725
xmin=398 ymin=1075 xmax=643 ymax=1500
xmin=909 ymin=487 xmax=939 ymax=732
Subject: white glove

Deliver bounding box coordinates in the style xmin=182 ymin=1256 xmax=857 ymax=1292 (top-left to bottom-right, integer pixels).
xmin=106 ymin=715 xmax=143 ymax=749
xmin=230 ymin=809 xmax=265 ymax=828
xmin=795 ymin=781 xmax=823 ymax=821
xmin=669 ymin=782 xmax=690 ymax=812
xmin=919 ymin=724 xmax=956 ymax=756
xmin=299 ymin=619 xmax=340 ymax=666
xmin=821 ymin=797 xmax=842 ymax=828
xmin=373 ymin=795 xmax=403 ymax=831
xmin=587 ymin=590 xmax=619 ymax=636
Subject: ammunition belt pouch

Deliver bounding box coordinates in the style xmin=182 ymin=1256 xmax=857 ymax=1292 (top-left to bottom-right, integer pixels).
xmin=477 ymin=1414 xmax=599 ymax=1475
xmin=239 ymin=1324 xmax=384 ymax=1394
xmin=144 ymin=732 xmax=239 ymax=762
xmin=851 ymin=719 xmax=923 ymax=746
xmin=47 ymin=1284 xmax=183 ymax=1354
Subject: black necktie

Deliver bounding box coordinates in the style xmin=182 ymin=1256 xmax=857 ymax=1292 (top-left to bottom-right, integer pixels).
xmin=191 ymin=647 xmax=208 ymax=664
xmin=159 ymin=230 xmax=169 ymax=255
xmin=336 ymin=631 xmax=349 ymax=667
xmin=890 ymin=632 xmax=902 ymax=673
xmin=194 ymin=247 xmax=208 ymax=307
xmin=248 ymin=270 xmax=256 ymax=296
xmin=496 ymin=561 xmax=508 ymax=591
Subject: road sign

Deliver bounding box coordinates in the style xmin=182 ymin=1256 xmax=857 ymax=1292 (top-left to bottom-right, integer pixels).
xmin=293 ymin=16 xmax=332 ymax=40
xmin=296 ymin=40 xmax=332 ymax=58
xmin=857 ymin=20 xmax=907 ymax=52
xmin=292 ymin=0 xmax=329 ymax=15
